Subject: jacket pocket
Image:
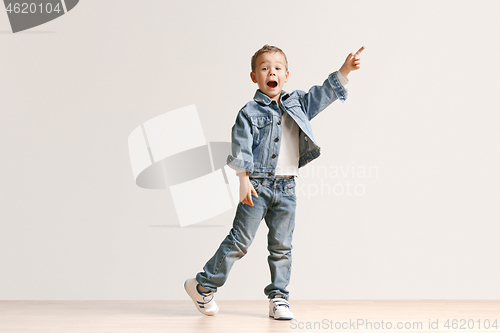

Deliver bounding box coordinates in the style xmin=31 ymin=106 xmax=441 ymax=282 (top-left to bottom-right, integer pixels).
xmin=251 ymin=116 xmax=273 ymax=146
xmin=251 ymin=116 xmax=272 ymax=128
xmin=283 ymin=100 xmax=301 ymax=108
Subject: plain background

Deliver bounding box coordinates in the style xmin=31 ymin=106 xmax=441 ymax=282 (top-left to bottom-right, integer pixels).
xmin=1 ymin=0 xmax=499 ymax=300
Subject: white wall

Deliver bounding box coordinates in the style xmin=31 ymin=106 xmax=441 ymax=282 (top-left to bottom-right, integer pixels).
xmin=1 ymin=0 xmax=499 ymax=300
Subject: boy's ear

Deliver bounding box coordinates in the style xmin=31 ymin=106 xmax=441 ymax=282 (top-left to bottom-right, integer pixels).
xmin=250 ymin=71 xmax=258 ymax=83
xmin=285 ymin=70 xmax=289 ymax=83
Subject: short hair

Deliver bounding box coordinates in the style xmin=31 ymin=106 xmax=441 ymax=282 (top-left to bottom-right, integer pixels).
xmin=251 ymin=44 xmax=288 ymax=72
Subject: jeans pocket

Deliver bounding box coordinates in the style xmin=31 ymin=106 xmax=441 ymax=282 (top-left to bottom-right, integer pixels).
xmin=285 ymin=185 xmax=296 ymax=201
xmin=250 ymin=179 xmax=260 ymax=192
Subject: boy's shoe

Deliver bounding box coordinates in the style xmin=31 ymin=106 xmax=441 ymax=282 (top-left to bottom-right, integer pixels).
xmin=269 ymin=295 xmax=293 ymax=320
xmin=184 ymin=278 xmax=219 ymax=316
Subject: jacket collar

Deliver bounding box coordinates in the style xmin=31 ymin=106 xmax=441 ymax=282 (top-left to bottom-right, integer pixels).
xmin=253 ymin=89 xmax=289 ymax=105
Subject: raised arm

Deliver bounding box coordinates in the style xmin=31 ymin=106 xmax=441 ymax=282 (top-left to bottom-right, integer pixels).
xmin=299 ymin=71 xmax=348 ymax=121
xmin=300 ymin=46 xmax=364 ymax=121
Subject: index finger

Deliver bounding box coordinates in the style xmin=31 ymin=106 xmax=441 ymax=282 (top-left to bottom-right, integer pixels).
xmin=355 ymin=46 xmax=365 ymax=55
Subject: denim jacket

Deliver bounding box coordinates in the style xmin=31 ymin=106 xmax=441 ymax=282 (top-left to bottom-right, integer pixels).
xmin=227 ymin=71 xmax=348 ymax=178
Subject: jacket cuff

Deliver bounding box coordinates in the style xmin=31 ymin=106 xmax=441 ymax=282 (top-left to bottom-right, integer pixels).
xmin=226 ymin=155 xmax=254 ymax=174
xmin=328 ymin=71 xmax=348 ymax=102
xmin=336 ymin=70 xmax=349 ymax=85
xmin=232 ymin=165 xmax=247 ymax=175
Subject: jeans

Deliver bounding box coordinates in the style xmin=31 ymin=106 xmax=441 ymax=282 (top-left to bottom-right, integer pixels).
xmin=196 ymin=177 xmax=297 ymax=300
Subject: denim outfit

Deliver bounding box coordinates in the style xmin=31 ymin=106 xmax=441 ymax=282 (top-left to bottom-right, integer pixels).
xmin=196 ymin=71 xmax=348 ymax=300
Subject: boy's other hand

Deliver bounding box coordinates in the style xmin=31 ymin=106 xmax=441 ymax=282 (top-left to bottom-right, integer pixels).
xmin=340 ymin=46 xmax=364 ymax=78
xmin=238 ymin=174 xmax=258 ymax=206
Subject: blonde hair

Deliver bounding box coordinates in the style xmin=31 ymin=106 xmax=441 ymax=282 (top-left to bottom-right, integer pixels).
xmin=251 ymin=44 xmax=288 ymax=72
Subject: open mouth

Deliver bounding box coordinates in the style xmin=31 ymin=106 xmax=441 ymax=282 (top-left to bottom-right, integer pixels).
xmin=267 ymin=80 xmax=278 ymax=88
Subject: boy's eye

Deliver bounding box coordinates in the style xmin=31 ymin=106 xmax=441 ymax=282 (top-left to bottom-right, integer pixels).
xmin=276 ymin=67 xmax=281 ymax=70
xmin=262 ymin=67 xmax=268 ymax=70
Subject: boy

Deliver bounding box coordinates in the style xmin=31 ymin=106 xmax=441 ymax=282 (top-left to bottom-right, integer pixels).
xmin=185 ymin=44 xmax=364 ymax=320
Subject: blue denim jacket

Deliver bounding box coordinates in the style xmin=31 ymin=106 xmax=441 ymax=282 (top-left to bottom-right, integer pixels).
xmin=227 ymin=71 xmax=348 ymax=178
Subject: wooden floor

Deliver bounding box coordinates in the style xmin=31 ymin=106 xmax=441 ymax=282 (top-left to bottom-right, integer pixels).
xmin=1 ymin=300 xmax=499 ymax=333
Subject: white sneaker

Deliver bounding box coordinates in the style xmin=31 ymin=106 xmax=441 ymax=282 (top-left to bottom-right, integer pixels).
xmin=269 ymin=295 xmax=293 ymax=320
xmin=184 ymin=278 xmax=219 ymax=316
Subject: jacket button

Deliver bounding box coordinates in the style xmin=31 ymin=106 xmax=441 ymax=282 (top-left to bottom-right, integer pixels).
xmin=268 ymin=172 xmax=273 ymax=176
xmin=274 ymin=137 xmax=279 ymax=142
xmin=277 ymin=120 xmax=281 ymax=125
xmin=272 ymin=154 xmax=277 ymax=158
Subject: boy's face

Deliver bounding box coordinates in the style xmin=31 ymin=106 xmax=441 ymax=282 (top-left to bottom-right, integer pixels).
xmin=250 ymin=51 xmax=289 ymax=101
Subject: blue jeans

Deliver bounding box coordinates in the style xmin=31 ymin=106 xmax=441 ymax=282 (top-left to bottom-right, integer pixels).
xmin=196 ymin=177 xmax=297 ymax=300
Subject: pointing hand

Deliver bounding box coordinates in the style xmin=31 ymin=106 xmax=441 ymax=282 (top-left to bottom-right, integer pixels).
xmin=339 ymin=46 xmax=364 ymax=78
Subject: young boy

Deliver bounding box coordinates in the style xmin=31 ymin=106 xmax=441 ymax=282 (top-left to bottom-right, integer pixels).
xmin=185 ymin=44 xmax=364 ymax=320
